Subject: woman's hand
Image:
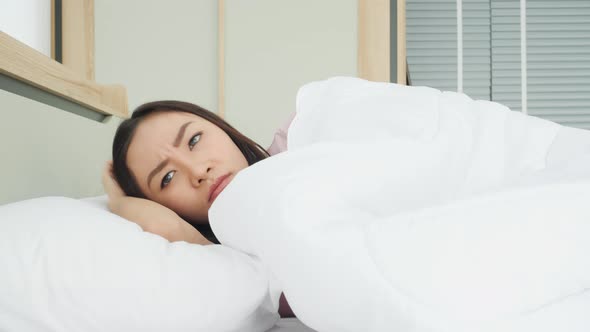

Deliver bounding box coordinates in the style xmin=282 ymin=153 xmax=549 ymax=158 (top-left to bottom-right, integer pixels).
xmin=102 ymin=160 xmax=125 ymax=203
xmin=101 ymin=161 xmax=211 ymax=245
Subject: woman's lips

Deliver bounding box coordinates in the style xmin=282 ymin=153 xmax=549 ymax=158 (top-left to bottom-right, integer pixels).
xmin=209 ymin=174 xmax=231 ymax=203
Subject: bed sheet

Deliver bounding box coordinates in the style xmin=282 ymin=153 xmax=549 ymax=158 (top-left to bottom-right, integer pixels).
xmin=268 ymin=318 xmax=316 ymax=332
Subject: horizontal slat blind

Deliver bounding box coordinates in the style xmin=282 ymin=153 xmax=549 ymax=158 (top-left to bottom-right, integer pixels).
xmin=463 ymin=0 xmax=492 ymax=100
xmin=526 ymin=0 xmax=590 ymax=129
xmin=407 ymin=0 xmax=491 ymax=100
xmin=491 ymin=0 xmax=522 ymax=111
xmin=408 ymin=0 xmax=590 ymax=129
xmin=407 ymin=0 xmax=458 ymax=92
xmin=493 ymin=0 xmax=590 ymax=129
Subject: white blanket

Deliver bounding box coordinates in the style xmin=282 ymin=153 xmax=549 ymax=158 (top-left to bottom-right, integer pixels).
xmin=210 ymin=77 xmax=590 ymax=332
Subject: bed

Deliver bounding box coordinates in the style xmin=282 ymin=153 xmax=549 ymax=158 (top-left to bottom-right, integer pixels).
xmin=0 ymin=85 xmax=316 ymax=331
xmin=208 ymin=77 xmax=590 ymax=332
xmin=3 ymin=76 xmax=590 ymax=332
xmin=269 ymin=318 xmax=316 ymax=332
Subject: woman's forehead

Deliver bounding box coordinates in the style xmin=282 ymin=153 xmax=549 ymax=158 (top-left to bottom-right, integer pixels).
xmin=128 ymin=112 xmax=202 ymax=162
xmin=138 ymin=112 xmax=209 ymax=138
xmin=142 ymin=111 xmax=204 ymax=129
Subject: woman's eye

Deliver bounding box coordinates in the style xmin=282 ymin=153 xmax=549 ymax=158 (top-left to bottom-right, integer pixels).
xmin=189 ymin=133 xmax=201 ymax=150
xmin=161 ymin=170 xmax=176 ymax=189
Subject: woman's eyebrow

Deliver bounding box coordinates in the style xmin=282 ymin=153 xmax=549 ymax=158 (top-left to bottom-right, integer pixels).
xmin=146 ymin=121 xmax=194 ymax=189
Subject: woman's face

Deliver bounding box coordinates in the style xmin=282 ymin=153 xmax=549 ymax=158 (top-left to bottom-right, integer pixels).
xmin=126 ymin=111 xmax=249 ymax=223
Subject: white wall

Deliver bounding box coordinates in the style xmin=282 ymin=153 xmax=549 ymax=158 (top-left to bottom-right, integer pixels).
xmin=95 ymin=0 xmax=358 ymax=146
xmin=1 ymin=1 xmax=359 ymax=203
xmin=225 ymin=0 xmax=358 ymax=146
xmin=95 ymin=0 xmax=357 ymax=146
xmin=0 ymin=0 xmax=51 ymax=57
xmin=1 ymin=1 xmax=220 ymax=204
xmin=0 ymin=90 xmax=119 ymax=203
xmin=94 ymin=0 xmax=218 ymax=112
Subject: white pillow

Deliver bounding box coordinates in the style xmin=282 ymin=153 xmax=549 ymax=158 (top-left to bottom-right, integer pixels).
xmin=80 ymin=194 xmax=109 ymax=210
xmin=0 ymin=197 xmax=279 ymax=332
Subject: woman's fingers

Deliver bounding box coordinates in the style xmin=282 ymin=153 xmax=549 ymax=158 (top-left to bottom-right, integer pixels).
xmin=102 ymin=160 xmax=125 ymax=198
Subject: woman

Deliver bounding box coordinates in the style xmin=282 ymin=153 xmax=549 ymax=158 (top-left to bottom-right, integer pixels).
xmin=105 ymin=79 xmax=590 ymax=330
xmin=102 ymin=100 xmax=295 ymax=316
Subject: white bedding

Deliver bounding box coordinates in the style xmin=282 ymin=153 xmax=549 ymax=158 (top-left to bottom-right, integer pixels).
xmin=269 ymin=318 xmax=316 ymax=332
xmin=210 ymin=77 xmax=590 ymax=332
xmin=0 ymin=196 xmax=281 ymax=332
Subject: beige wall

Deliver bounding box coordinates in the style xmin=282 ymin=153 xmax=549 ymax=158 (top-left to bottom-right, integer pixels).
xmin=94 ymin=0 xmax=218 ymax=112
xmin=1 ymin=1 xmax=219 ymax=204
xmin=0 ymin=90 xmax=118 ymax=204
xmin=1 ymin=0 xmax=358 ymax=203
xmin=225 ymin=0 xmax=358 ymax=146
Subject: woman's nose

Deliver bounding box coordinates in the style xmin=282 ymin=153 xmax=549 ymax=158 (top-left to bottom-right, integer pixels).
xmin=172 ymin=153 xmax=212 ymax=187
xmin=188 ymin=164 xmax=212 ymax=188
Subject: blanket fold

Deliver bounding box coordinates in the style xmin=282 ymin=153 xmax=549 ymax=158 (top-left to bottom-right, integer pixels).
xmin=210 ymin=77 xmax=590 ymax=332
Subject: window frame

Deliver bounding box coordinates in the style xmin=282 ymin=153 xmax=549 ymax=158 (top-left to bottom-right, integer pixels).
xmin=357 ymin=0 xmax=406 ymax=84
xmin=0 ymin=0 xmax=128 ymax=118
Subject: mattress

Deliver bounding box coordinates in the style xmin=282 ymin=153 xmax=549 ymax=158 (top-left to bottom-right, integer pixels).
xmin=268 ymin=318 xmax=316 ymax=332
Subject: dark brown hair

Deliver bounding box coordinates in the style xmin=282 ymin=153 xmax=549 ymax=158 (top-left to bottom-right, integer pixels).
xmin=112 ymin=100 xmax=269 ymax=242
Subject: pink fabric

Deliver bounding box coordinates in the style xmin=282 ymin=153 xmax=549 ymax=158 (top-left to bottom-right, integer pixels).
xmin=278 ymin=292 xmax=295 ymax=318
xmin=267 ymin=113 xmax=295 ymax=155
xmin=267 ymin=113 xmax=297 ymax=317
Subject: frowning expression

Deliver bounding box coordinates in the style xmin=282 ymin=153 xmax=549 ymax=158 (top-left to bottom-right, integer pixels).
xmin=126 ymin=111 xmax=249 ymax=223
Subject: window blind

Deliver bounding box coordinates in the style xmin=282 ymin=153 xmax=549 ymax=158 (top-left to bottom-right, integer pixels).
xmin=406 ymin=0 xmax=492 ymax=100
xmin=492 ymin=0 xmax=590 ymax=129
xmin=463 ymin=0 xmax=492 ymax=100
xmin=407 ymin=0 xmax=590 ymax=129
xmin=407 ymin=0 xmax=459 ymax=93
